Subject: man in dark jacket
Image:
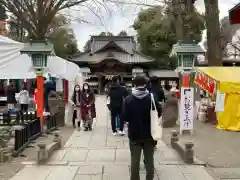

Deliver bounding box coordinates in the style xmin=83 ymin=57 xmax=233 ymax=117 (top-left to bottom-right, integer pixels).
xmin=108 ymin=76 xmax=128 ymax=136
xmin=149 ymin=76 xmax=165 ymax=103
xmin=122 ymin=76 xmax=161 ymax=180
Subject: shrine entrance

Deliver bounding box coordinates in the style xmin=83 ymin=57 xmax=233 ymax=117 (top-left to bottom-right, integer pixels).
xmin=99 ymin=72 xmax=123 ymax=93
xmin=96 ymin=59 xmax=127 ymax=94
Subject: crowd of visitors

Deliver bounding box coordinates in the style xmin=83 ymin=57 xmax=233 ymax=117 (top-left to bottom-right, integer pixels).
xmin=5 ymin=75 xmax=178 ymax=180
xmin=68 ymin=74 xmax=178 ymax=180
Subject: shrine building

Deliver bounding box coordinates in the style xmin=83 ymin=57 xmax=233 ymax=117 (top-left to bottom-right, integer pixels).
xmin=71 ymin=35 xmax=179 ymax=93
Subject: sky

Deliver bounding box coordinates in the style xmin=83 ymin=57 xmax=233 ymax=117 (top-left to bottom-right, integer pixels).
xmin=69 ymin=0 xmax=240 ymax=50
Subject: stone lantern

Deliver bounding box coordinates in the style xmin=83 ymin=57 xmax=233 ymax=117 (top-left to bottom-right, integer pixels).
xmin=170 ymin=40 xmax=205 ymax=74
xmin=20 ymin=40 xmax=53 ymax=75
xmin=20 ymin=40 xmax=53 ymax=131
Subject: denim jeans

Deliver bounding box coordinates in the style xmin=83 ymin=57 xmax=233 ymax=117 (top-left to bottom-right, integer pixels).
xmin=129 ymin=140 xmax=155 ymax=180
xmin=110 ymin=107 xmax=124 ymax=132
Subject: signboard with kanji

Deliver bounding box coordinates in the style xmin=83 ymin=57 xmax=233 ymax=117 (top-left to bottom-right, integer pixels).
xmin=194 ymin=72 xmax=215 ymax=96
xmin=180 ymin=87 xmax=194 ymax=132
xmin=229 ymin=3 xmax=240 ymax=25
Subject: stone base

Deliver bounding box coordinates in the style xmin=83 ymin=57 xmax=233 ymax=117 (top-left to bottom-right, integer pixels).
xmin=36 ymin=134 xmax=62 ymax=165
xmin=170 ymin=131 xmax=206 ymax=165
xmin=49 ymin=99 xmax=65 ymax=127
xmin=0 ymin=146 xmax=14 ymax=163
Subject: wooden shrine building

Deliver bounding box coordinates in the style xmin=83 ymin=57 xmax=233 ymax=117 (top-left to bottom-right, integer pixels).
xmin=71 ymin=35 xmax=179 ymax=93
xmin=72 ymin=36 xmax=151 ymax=93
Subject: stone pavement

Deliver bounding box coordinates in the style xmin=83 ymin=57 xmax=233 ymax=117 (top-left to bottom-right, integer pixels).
xmin=10 ymin=96 xmax=216 ymax=180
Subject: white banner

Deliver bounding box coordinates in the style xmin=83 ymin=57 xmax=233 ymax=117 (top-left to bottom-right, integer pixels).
xmin=180 ymin=87 xmax=194 ymax=131
xmin=215 ymin=90 xmax=225 ymax=112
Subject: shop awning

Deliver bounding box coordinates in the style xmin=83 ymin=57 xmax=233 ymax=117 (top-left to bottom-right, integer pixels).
xmin=196 ymin=67 xmax=240 ymax=93
xmin=197 ymin=67 xmax=240 ymax=82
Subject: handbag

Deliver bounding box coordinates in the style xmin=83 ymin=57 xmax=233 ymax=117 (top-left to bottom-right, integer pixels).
xmin=150 ymin=93 xmax=162 ymax=140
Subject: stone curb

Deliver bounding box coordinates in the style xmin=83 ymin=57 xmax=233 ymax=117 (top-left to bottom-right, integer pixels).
xmin=0 ymin=146 xmax=14 ymax=163
xmin=170 ymin=130 xmax=206 ymax=166
xmin=36 ymin=132 xmax=62 ymax=165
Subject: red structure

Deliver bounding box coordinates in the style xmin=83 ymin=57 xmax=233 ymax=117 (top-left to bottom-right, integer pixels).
xmin=64 ymin=80 xmax=68 ymax=105
xmin=229 ymin=3 xmax=240 ymax=25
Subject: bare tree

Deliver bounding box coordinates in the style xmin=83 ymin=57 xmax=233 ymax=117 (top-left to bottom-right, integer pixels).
xmin=0 ymin=0 xmax=90 ymax=40
xmin=106 ymin=0 xmax=165 ymax=7
xmin=225 ymin=33 xmax=240 ymax=58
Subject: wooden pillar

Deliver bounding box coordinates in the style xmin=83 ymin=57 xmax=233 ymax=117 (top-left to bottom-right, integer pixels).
xmin=64 ymin=79 xmax=68 ymax=105
xmin=36 ymin=76 xmax=44 ymax=131
xmin=182 ymin=74 xmax=190 ymax=88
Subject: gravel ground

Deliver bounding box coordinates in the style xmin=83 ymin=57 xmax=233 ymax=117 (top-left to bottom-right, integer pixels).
xmin=0 ymin=125 xmax=75 ymax=180
xmin=162 ymin=119 xmax=240 ymax=168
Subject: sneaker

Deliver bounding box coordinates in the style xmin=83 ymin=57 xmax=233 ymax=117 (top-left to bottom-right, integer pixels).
xmin=119 ymin=131 xmax=125 ymax=136
xmin=112 ymin=132 xmax=117 ymax=136
xmin=84 ymin=128 xmax=88 ymax=131
xmin=88 ymin=127 xmax=92 ymax=131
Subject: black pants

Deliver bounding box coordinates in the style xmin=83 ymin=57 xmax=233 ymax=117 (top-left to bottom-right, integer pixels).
xmin=72 ymin=110 xmax=80 ymax=127
xmin=111 ymin=107 xmax=124 ymax=132
xmin=130 ymin=140 xmax=155 ymax=180
xmin=20 ymin=104 xmax=28 ymax=112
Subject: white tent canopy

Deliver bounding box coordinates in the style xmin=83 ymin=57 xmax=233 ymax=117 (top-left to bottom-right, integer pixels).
xmin=0 ymin=35 xmax=79 ymax=81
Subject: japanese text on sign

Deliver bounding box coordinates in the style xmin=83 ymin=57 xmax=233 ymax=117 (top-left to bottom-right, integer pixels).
xmin=180 ymin=88 xmax=194 ymax=131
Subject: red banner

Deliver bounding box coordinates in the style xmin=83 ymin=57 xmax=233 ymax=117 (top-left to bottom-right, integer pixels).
xmin=194 ymin=72 xmax=215 ymax=96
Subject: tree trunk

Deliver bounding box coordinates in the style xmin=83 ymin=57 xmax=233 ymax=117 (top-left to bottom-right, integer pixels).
xmin=172 ymin=0 xmax=195 ymax=41
xmin=172 ymin=0 xmax=184 ymax=40
xmin=204 ymin=0 xmax=222 ymax=66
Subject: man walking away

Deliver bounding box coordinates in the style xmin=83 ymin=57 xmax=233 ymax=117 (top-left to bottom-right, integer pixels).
xmin=149 ymin=76 xmax=165 ymax=103
xmin=108 ymin=76 xmax=127 ymax=136
xmin=122 ymin=76 xmax=161 ymax=180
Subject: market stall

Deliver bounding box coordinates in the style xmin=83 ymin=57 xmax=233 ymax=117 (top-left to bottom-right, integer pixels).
xmin=0 ymin=36 xmax=81 ymax=125
xmin=0 ymin=35 xmax=79 ymax=81
xmin=195 ymin=67 xmax=240 ymax=131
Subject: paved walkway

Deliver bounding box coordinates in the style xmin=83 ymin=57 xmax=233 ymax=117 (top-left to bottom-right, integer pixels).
xmin=10 ymin=96 xmax=216 ymax=180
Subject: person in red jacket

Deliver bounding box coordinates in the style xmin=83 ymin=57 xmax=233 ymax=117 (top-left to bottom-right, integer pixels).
xmin=80 ymin=83 xmax=96 ymax=131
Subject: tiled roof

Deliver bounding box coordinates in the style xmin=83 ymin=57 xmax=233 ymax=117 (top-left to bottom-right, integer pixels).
xmin=72 ymin=35 xmax=153 ymax=64
xmin=229 ymin=3 xmax=240 ymax=13
xmin=170 ymin=42 xmax=205 ymax=56
xmin=91 ymin=36 xmax=135 ymax=54
xmin=71 ymin=51 xmax=153 ymax=64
